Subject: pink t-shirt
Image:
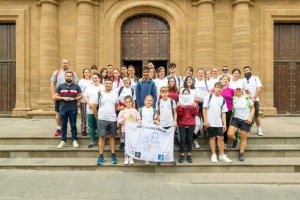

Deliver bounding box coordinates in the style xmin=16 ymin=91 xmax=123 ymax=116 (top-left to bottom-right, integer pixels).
xmin=117 ymin=108 xmax=141 ymax=132
xmin=221 ymin=87 xmax=235 ymax=111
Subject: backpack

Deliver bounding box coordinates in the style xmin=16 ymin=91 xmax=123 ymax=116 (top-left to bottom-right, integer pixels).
xmin=232 ymin=95 xmax=252 ymax=116
xmin=118 ymin=86 xmax=134 ymax=97
xmin=157 ymin=98 xmax=175 ymax=118
xmin=96 ymin=91 xmax=103 ymax=111
xmin=207 ymin=94 xmax=226 ymax=110
xmin=139 ymin=107 xmax=156 ymax=120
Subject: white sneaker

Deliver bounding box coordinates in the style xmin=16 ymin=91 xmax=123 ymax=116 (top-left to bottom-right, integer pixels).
xmin=124 ymin=157 xmax=129 ymax=165
xmin=219 ymin=154 xmax=232 ymax=163
xmin=194 ymin=140 xmax=201 ymax=149
xmin=211 ymin=154 xmax=218 ymax=163
xmin=145 ymin=161 xmax=150 ymax=165
xmin=129 ymin=157 xmax=134 ymax=165
xmin=257 ymin=127 xmax=263 ymax=136
xmin=57 ymin=141 xmax=66 ymax=149
xmin=73 ymin=140 xmax=79 ymax=148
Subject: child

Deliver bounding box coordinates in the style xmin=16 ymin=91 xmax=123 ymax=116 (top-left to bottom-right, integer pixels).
xmin=177 ymin=88 xmax=199 ymax=163
xmin=203 ymin=82 xmax=232 ymax=163
xmin=117 ymin=95 xmax=141 ymax=165
xmin=139 ymin=95 xmax=157 ymax=165
xmin=156 ymin=86 xmax=177 ymax=165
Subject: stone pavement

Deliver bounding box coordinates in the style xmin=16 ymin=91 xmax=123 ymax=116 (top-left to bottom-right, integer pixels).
xmin=0 ymin=170 xmax=300 ymax=200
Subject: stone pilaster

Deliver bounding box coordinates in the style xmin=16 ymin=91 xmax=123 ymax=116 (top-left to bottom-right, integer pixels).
xmin=232 ymin=0 xmax=252 ymax=67
xmin=192 ymin=0 xmax=215 ymax=67
xmin=76 ymin=0 xmax=98 ymax=72
xmin=38 ymin=0 xmax=59 ymax=106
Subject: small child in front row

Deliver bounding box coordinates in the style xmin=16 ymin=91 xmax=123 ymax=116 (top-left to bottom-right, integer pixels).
xmin=176 ymin=88 xmax=199 ymax=163
xmin=156 ymin=86 xmax=177 ymax=166
xmin=117 ymin=95 xmax=141 ymax=165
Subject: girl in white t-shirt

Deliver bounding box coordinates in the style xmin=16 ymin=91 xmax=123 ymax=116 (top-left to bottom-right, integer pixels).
xmin=78 ymin=68 xmax=92 ymax=136
xmin=229 ymin=68 xmax=246 ymax=91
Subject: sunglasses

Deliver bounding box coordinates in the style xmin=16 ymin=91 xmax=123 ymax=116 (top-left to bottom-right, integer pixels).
xmin=235 ymin=88 xmax=242 ymax=91
xmin=222 ymin=69 xmax=229 ymax=72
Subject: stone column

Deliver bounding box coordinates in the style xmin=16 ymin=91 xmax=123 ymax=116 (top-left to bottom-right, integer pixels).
xmin=76 ymin=0 xmax=98 ymax=72
xmin=38 ymin=0 xmax=59 ymax=106
xmin=232 ymin=0 xmax=252 ymax=66
xmin=192 ymin=0 xmax=215 ymax=67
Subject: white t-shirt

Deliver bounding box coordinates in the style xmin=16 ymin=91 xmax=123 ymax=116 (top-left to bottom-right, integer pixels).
xmin=117 ymin=86 xmax=136 ymax=103
xmin=154 ymin=78 xmax=168 ymax=97
xmin=194 ymin=78 xmax=209 ymax=102
xmin=203 ymin=94 xmax=228 ymax=127
xmin=141 ymin=106 xmax=156 ymax=124
xmin=167 ymin=75 xmax=183 ymax=88
xmin=229 ymin=79 xmax=246 ymax=91
xmin=207 ymin=77 xmax=220 ymax=91
xmin=84 ymin=84 xmax=105 ymax=114
xmin=232 ymin=95 xmax=254 ymax=120
xmin=112 ymin=79 xmax=123 ymax=92
xmin=243 ymin=76 xmax=262 ymax=101
xmin=95 ymin=91 xmax=118 ymax=121
xmin=78 ymin=79 xmax=92 ymax=103
xmin=156 ymin=98 xmax=176 ymax=127
xmin=180 ymin=88 xmax=200 ymax=102
xmin=130 ymin=78 xmax=138 ymax=92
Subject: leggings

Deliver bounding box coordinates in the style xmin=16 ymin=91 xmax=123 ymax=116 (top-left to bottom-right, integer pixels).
xmin=80 ymin=102 xmax=87 ymax=132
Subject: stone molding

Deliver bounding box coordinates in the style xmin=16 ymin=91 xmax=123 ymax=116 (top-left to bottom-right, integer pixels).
xmin=232 ymin=0 xmax=253 ymax=6
xmin=76 ymin=0 xmax=99 ymax=6
xmin=37 ymin=0 xmax=58 ymax=6
xmin=191 ymin=0 xmax=215 ymax=6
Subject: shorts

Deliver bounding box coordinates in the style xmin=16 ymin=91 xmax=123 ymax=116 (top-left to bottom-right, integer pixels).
xmin=97 ymin=120 xmax=117 ymax=137
xmin=230 ymin=117 xmax=251 ymax=132
xmin=198 ymin=102 xmax=203 ymax=113
xmin=207 ymin=127 xmax=224 ymax=137
xmin=254 ymin=101 xmax=260 ymax=118
xmin=55 ymin=101 xmax=60 ymax=112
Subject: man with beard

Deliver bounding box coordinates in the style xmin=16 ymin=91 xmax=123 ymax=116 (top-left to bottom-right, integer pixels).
xmin=92 ymin=78 xmax=120 ymax=165
xmin=243 ymin=66 xmax=263 ymax=136
xmin=54 ymin=71 xmax=82 ymax=148
xmin=51 ymin=59 xmax=79 ymax=136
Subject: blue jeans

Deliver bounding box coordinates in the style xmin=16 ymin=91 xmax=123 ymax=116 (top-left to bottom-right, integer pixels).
xmin=59 ymin=110 xmax=78 ymax=141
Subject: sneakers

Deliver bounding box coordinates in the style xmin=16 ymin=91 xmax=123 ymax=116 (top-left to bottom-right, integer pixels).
xmin=145 ymin=161 xmax=150 ymax=165
xmin=178 ymin=155 xmax=185 ymax=163
xmin=257 ymin=127 xmax=263 ymax=136
xmin=211 ymin=154 xmax=218 ymax=163
xmin=193 ymin=140 xmax=201 ymax=149
xmin=232 ymin=139 xmax=238 ymax=148
xmin=81 ymin=130 xmax=87 ymax=136
xmin=73 ymin=140 xmax=79 ymax=148
xmin=119 ymin=142 xmax=125 ymax=150
xmin=97 ymin=155 xmax=105 ymax=165
xmin=129 ymin=157 xmax=134 ymax=165
xmin=54 ymin=129 xmax=61 ymax=137
xmin=239 ymin=153 xmax=245 ymax=161
xmin=170 ymin=161 xmax=176 ymax=166
xmin=186 ymin=155 xmax=193 ymax=163
xmin=88 ymin=141 xmax=96 ymax=148
xmin=219 ymin=154 xmax=232 ymax=163
xmin=57 ymin=141 xmax=66 ymax=149
xmin=110 ymin=154 xmax=117 ymax=164
xmin=124 ymin=157 xmax=129 ymax=165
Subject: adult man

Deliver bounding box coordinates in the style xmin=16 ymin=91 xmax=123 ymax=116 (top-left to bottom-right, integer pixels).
xmin=92 ymin=78 xmax=119 ymax=165
xmin=147 ymin=62 xmax=155 ymax=70
xmin=54 ymin=71 xmax=82 ymax=148
xmin=243 ymin=66 xmax=263 ymax=136
xmin=107 ymin=64 xmax=114 ymax=80
xmin=221 ymin=65 xmax=232 ymax=80
xmin=90 ymin=64 xmax=98 ymax=74
xmin=136 ymin=66 xmax=157 ymax=108
xmin=51 ymin=59 xmax=79 ymax=136
xmin=167 ymin=63 xmax=183 ymax=88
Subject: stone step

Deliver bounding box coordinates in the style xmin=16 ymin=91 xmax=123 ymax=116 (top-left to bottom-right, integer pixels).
xmin=0 ymin=157 xmax=299 ymax=173
xmin=1 ymin=144 xmax=299 ymax=158
xmin=1 ymin=135 xmax=300 ymax=145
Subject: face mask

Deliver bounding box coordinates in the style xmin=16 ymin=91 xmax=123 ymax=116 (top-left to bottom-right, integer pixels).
xmin=245 ymin=72 xmax=252 ymax=79
xmin=66 ymin=79 xmax=72 ymax=83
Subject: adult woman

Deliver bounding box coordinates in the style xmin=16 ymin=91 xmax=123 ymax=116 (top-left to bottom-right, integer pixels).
xmin=128 ymin=65 xmax=139 ymax=91
xmin=227 ymin=87 xmax=255 ymax=161
xmin=229 ymin=68 xmax=246 ymax=91
xmin=207 ymin=67 xmax=220 ymax=91
xmin=99 ymin=68 xmax=108 ymax=84
xmin=183 ymin=66 xmax=194 ymax=83
xmin=181 ymin=76 xmax=200 ymax=103
xmin=154 ymin=66 xmax=168 ymax=99
xmin=112 ymin=68 xmax=123 ymax=91
xmin=167 ymin=77 xmax=179 ymax=103
xmin=195 ymin=68 xmax=209 ymax=114
xmin=120 ymin=65 xmax=128 ymax=79
xmin=149 ymin=68 xmax=157 ymax=80
xmin=83 ymin=73 xmax=104 ymax=148
xmin=78 ymin=68 xmax=92 ymax=136
xmin=220 ymin=75 xmax=235 ymax=148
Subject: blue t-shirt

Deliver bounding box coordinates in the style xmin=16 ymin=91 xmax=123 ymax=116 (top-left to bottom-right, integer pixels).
xmin=56 ymin=83 xmax=82 ymax=111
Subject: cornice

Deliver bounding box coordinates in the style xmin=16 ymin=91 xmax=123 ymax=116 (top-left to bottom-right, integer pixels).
xmin=191 ymin=0 xmax=215 ymax=7
xmin=232 ymin=0 xmax=254 ymax=6
xmin=37 ymin=0 xmax=58 ymax=6
xmin=76 ymin=0 xmax=99 ymax=6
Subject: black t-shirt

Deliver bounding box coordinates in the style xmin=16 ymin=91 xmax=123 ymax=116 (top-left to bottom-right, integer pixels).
xmin=56 ymin=83 xmax=82 ymax=111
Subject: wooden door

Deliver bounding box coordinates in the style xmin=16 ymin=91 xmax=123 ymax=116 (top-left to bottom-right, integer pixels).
xmin=274 ymin=24 xmax=300 ymax=114
xmin=0 ymin=24 xmax=16 ymax=113
xmin=121 ymin=15 xmax=170 ymax=76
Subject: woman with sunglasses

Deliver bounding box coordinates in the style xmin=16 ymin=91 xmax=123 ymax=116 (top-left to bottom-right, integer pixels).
xmin=227 ymin=87 xmax=255 ymax=161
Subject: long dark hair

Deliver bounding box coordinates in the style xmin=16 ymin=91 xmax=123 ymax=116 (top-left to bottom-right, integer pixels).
xmin=99 ymin=68 xmax=108 ymax=84
xmin=168 ymin=77 xmax=179 ymax=93
xmin=183 ymin=76 xmax=195 ymax=89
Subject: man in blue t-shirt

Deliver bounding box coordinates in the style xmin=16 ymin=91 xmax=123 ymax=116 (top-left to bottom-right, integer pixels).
xmin=54 ymin=71 xmax=82 ymax=149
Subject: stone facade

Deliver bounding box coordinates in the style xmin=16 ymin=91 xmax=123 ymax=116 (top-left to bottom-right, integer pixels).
xmin=1 ymin=0 xmax=300 ymax=116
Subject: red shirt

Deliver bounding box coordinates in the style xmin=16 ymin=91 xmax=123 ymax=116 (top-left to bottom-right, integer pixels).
xmin=177 ymin=105 xmax=198 ymax=126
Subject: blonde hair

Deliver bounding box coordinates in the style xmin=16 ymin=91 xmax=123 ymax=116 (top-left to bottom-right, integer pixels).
xmin=144 ymin=95 xmax=154 ymax=105
xmin=160 ymin=86 xmax=169 ymax=93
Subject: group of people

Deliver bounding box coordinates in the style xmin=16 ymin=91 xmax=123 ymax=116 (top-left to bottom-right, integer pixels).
xmin=51 ymin=59 xmax=263 ymax=165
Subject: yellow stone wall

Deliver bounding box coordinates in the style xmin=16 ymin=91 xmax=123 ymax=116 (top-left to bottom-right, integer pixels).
xmin=0 ymin=0 xmax=300 ymax=116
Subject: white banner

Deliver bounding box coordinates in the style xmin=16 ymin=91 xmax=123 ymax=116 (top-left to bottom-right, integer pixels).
xmin=125 ymin=122 xmax=174 ymax=162
xmin=179 ymin=94 xmax=194 ymax=105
